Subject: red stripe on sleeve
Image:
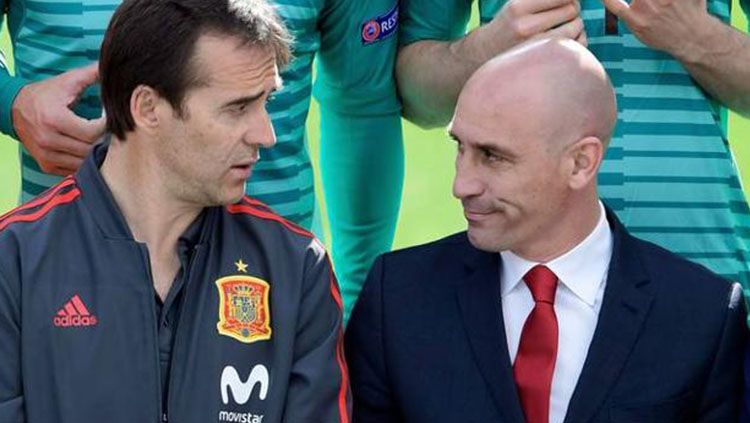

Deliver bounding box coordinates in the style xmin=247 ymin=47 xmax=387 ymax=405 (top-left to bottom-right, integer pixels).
xmin=0 ymin=177 xmax=75 ymax=223
xmin=335 ymin=331 xmax=351 ymax=423
xmin=226 ymin=204 xmax=313 ymax=238
xmin=0 ymin=188 xmax=81 ymax=231
xmin=326 ymin=256 xmax=344 ymax=310
xmin=327 ymin=257 xmax=350 ymax=423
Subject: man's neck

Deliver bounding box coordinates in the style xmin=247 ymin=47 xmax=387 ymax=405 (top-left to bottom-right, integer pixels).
xmin=100 ymin=138 xmax=201 ymax=299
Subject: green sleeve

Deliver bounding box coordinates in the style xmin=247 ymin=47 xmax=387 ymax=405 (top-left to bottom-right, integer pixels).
xmin=0 ymin=66 xmax=28 ymax=140
xmin=0 ymin=3 xmax=30 ymax=140
xmin=400 ymin=0 xmax=473 ymax=46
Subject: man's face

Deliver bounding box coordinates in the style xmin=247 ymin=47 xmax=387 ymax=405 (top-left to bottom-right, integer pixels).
xmin=450 ymin=87 xmax=571 ymax=255
xmin=155 ymin=34 xmax=279 ymax=206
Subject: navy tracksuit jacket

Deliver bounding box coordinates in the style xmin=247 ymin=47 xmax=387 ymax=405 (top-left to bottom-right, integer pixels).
xmin=0 ymin=143 xmax=351 ymax=422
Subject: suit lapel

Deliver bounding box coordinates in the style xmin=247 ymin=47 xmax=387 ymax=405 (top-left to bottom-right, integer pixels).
xmin=456 ymin=244 xmax=525 ymax=423
xmin=563 ymin=210 xmax=654 ymax=423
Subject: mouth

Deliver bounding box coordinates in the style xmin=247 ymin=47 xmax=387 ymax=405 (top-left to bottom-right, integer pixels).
xmin=463 ymin=209 xmax=493 ymax=223
xmin=230 ymin=161 xmax=256 ymax=179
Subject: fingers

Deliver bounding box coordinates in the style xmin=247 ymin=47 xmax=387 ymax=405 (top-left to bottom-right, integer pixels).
xmin=543 ymin=17 xmax=586 ymax=40
xmin=22 ymin=127 xmax=96 ymax=175
xmin=69 ymin=63 xmax=99 ymax=86
xmin=12 ymin=66 xmax=104 ymax=177
xmin=61 ymin=63 xmax=100 ymax=98
xmin=578 ymin=28 xmax=588 ymax=44
xmin=30 ymin=144 xmax=88 ymax=176
xmin=519 ymin=3 xmax=581 ymax=37
xmin=48 ymin=133 xmax=96 ymax=159
xmin=41 ymin=151 xmax=86 ymax=176
xmin=54 ymin=111 xmax=106 ymax=144
xmin=598 ymin=0 xmax=631 ymax=18
xmin=512 ymin=0 xmax=579 ymax=15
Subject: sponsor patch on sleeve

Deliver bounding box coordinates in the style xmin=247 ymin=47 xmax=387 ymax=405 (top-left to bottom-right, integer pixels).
xmin=361 ymin=3 xmax=398 ymax=45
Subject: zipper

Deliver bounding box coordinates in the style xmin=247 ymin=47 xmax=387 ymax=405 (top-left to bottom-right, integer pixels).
xmin=137 ymin=242 xmax=164 ymax=423
xmin=165 ymin=244 xmax=204 ymax=423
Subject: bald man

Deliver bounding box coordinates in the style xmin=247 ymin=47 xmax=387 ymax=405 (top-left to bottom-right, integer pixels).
xmin=345 ymin=38 xmax=747 ymax=423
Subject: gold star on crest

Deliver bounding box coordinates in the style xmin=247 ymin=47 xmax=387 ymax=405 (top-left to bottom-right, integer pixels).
xmin=234 ymin=259 xmax=248 ymax=273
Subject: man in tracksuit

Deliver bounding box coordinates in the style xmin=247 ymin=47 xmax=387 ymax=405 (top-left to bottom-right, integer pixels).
xmin=0 ymin=0 xmax=350 ymax=421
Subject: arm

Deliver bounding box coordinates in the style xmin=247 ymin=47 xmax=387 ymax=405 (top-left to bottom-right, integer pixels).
xmin=345 ymin=256 xmax=402 ymax=422
xmin=313 ymin=0 xmax=404 ymax=324
xmin=282 ymin=240 xmax=350 ymax=423
xmin=697 ymin=282 xmax=747 ymax=421
xmin=397 ymin=0 xmax=585 ymax=128
xmin=600 ymin=0 xmax=750 ymax=117
xmin=0 ymin=262 xmax=24 ymax=421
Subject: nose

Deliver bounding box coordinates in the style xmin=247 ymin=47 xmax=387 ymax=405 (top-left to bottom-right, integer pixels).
xmin=452 ymin=155 xmax=484 ymax=200
xmin=244 ymin=107 xmax=276 ymax=149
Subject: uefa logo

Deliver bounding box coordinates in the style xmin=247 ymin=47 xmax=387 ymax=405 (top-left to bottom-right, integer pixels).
xmin=361 ymin=20 xmax=381 ymax=44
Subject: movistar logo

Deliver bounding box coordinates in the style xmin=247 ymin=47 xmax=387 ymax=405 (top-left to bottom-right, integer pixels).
xmin=221 ymin=365 xmax=269 ymax=405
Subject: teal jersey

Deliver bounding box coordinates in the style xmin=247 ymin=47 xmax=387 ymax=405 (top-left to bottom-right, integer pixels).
xmin=282 ymin=0 xmax=403 ymax=320
xmin=0 ymin=0 xmax=402 ymax=230
xmin=401 ymin=0 xmax=750 ymax=290
xmin=257 ymin=0 xmax=401 ymax=226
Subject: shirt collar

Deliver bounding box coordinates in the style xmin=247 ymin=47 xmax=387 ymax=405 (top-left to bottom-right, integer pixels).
xmin=500 ymin=202 xmax=613 ymax=307
xmin=178 ymin=209 xmax=207 ymax=256
xmin=75 ymin=136 xmax=136 ymax=240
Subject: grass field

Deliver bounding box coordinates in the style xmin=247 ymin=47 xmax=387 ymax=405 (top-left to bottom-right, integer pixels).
xmin=1 ymin=7 xmax=750 ymax=252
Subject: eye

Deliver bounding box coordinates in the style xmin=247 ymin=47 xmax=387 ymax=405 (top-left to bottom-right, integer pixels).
xmin=481 ymin=147 xmax=499 ymax=162
xmin=232 ymin=103 xmax=249 ymax=114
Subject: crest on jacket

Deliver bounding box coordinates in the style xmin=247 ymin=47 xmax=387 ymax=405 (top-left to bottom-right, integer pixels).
xmin=216 ymin=276 xmax=272 ymax=344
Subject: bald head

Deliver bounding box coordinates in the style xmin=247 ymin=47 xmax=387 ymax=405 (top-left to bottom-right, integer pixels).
xmin=450 ymin=38 xmax=616 ymax=259
xmin=456 ymin=38 xmax=616 ymax=151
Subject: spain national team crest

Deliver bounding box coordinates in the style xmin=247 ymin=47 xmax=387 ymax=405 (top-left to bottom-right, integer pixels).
xmin=216 ymin=276 xmax=272 ymax=344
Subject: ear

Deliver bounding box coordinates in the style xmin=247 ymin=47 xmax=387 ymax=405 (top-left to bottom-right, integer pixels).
xmin=566 ymin=136 xmax=604 ymax=190
xmin=130 ymin=85 xmax=162 ymax=133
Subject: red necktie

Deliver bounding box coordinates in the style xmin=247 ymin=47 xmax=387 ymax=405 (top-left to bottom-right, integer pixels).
xmin=513 ymin=265 xmax=559 ymax=423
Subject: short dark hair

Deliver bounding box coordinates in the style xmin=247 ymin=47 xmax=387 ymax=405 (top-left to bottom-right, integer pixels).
xmin=100 ymin=0 xmax=292 ymax=139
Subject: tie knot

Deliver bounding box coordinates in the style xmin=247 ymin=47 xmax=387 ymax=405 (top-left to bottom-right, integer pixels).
xmin=523 ymin=265 xmax=558 ymax=304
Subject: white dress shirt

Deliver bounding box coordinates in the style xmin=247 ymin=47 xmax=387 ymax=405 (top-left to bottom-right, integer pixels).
xmin=499 ymin=202 xmax=613 ymax=423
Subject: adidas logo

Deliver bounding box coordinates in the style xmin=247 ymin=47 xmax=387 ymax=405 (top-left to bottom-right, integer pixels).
xmin=53 ymin=295 xmax=98 ymax=328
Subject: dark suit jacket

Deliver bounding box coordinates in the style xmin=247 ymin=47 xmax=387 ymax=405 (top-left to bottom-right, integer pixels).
xmin=345 ymin=211 xmax=747 ymax=422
